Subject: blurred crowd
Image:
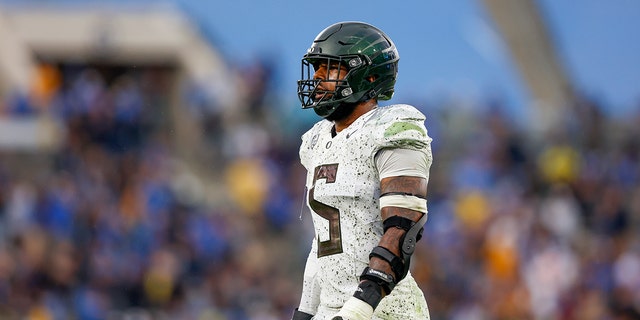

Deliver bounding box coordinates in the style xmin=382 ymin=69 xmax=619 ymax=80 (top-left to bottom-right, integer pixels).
xmin=416 ymin=96 xmax=640 ymax=320
xmin=0 ymin=60 xmax=639 ymax=320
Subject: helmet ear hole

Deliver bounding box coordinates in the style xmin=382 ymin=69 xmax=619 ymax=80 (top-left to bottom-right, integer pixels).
xmin=367 ymin=75 xmax=378 ymax=83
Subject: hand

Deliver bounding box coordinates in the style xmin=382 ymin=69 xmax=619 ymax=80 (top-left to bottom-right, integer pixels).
xmin=331 ymin=297 xmax=374 ymax=320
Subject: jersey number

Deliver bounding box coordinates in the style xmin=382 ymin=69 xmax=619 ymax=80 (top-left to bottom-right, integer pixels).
xmin=309 ymin=164 xmax=343 ymax=257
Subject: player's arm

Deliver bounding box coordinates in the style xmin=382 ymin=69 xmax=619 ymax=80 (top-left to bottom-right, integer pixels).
xmin=369 ymin=174 xmax=427 ymax=288
xmin=334 ymin=147 xmax=430 ymax=320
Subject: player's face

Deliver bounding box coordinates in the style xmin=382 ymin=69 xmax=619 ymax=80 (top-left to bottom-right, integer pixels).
xmin=312 ymin=62 xmax=348 ymax=101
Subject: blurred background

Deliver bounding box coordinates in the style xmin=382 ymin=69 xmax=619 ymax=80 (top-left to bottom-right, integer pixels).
xmin=0 ymin=0 xmax=638 ymax=319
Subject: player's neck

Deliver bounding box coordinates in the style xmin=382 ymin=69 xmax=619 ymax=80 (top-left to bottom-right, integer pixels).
xmin=333 ymin=99 xmax=377 ymax=132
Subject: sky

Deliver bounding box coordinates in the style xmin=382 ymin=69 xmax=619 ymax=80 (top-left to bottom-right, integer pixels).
xmin=172 ymin=0 xmax=640 ymax=118
xmin=2 ymin=0 xmax=639 ymax=118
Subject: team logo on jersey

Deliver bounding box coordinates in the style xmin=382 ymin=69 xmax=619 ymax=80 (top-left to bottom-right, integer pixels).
xmin=345 ymin=128 xmax=359 ymax=139
xmin=310 ymin=134 xmax=319 ymax=149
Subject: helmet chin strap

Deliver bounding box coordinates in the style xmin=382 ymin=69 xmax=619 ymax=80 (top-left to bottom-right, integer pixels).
xmin=313 ymin=104 xmax=337 ymax=118
xmin=313 ymin=75 xmax=380 ymax=120
xmin=324 ymin=101 xmax=358 ymax=121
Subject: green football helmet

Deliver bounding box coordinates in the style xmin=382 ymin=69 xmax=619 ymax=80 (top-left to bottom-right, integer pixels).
xmin=297 ymin=21 xmax=400 ymax=118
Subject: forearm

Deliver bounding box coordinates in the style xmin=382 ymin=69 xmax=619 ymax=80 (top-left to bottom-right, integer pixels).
xmin=354 ymin=176 xmax=428 ymax=308
xmin=371 ymin=205 xmax=424 ymax=283
xmin=368 ymin=225 xmax=409 ymax=284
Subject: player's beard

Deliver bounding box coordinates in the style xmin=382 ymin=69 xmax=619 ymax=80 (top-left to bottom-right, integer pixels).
xmin=325 ymin=102 xmax=357 ymax=122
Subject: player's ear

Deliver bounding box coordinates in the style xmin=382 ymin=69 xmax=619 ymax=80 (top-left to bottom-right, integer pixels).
xmin=366 ymin=75 xmax=377 ymax=83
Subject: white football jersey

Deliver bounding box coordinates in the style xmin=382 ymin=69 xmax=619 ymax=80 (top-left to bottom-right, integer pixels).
xmin=299 ymin=104 xmax=432 ymax=319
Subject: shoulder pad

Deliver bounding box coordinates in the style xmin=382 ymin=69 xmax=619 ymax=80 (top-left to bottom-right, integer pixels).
xmin=371 ymin=104 xmax=432 ymax=150
xmin=301 ymin=120 xmax=330 ymax=146
xmin=299 ymin=120 xmax=331 ymax=167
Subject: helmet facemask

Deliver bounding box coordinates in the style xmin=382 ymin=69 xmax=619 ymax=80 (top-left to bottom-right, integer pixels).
xmin=297 ymin=54 xmax=367 ymax=118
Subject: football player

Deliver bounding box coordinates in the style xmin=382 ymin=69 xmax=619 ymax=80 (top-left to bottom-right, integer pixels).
xmin=291 ymin=22 xmax=433 ymax=320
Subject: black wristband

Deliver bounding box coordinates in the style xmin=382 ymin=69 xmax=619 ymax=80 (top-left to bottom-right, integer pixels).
xmin=360 ymin=266 xmax=396 ymax=295
xmin=369 ymin=246 xmax=404 ymax=283
xmin=353 ymin=279 xmax=384 ymax=309
xmin=291 ymin=308 xmax=314 ymax=320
